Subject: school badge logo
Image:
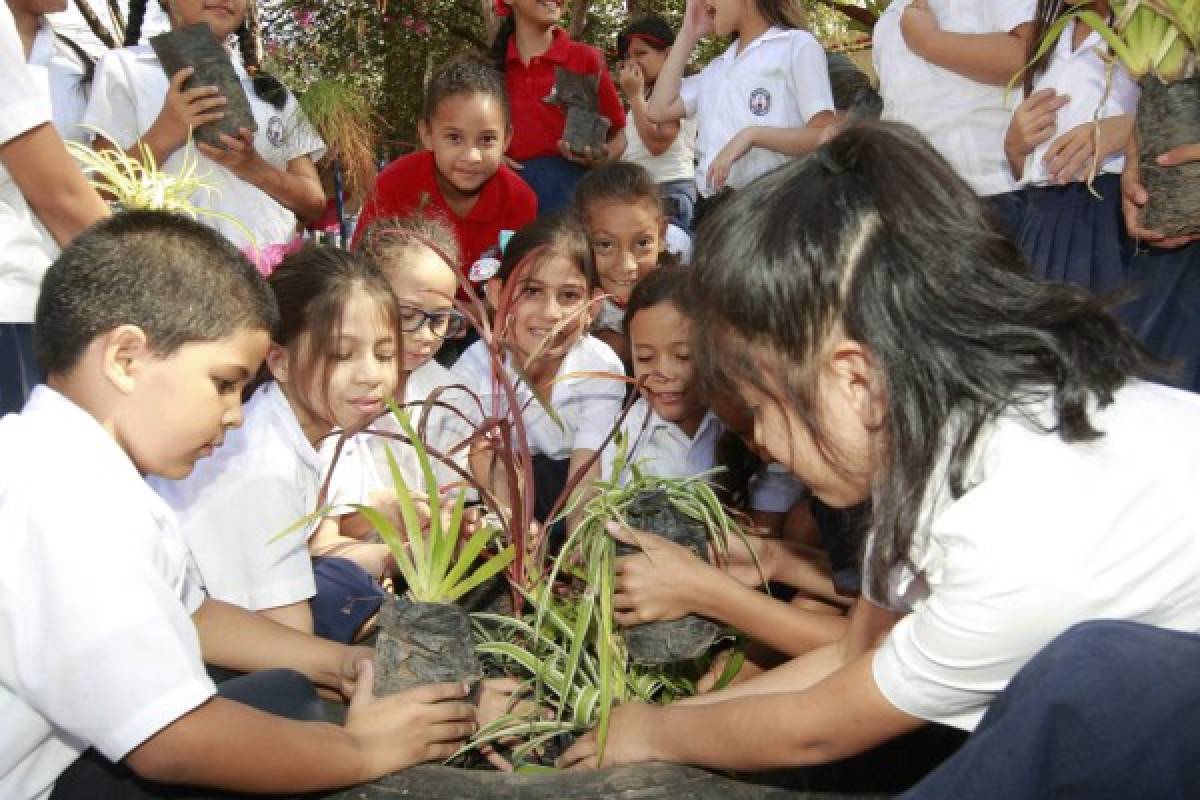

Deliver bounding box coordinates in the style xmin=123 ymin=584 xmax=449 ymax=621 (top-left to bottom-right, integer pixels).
xmin=266 ymin=116 xmax=285 ymax=147
xmin=749 ymin=88 xmax=771 ymax=116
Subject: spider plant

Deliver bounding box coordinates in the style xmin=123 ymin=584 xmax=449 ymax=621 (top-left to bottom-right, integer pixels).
xmin=295 ymin=78 xmax=380 ymax=210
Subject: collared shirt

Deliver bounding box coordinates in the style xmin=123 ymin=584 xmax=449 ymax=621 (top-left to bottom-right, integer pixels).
xmin=352 ymin=149 xmax=537 ymax=276
xmin=0 ymin=386 xmax=214 ymax=800
xmin=1022 ymin=18 xmax=1139 ymax=186
xmin=0 ymin=6 xmax=57 ymax=323
xmin=27 ymin=17 xmax=89 ymax=145
xmin=152 ymin=382 xmax=381 ymax=611
xmin=505 ymin=27 xmax=626 ymax=162
xmin=84 ymin=44 xmax=326 ymax=248
xmin=451 ymin=334 xmax=626 ymax=459
xmin=869 ymin=381 xmax=1200 ymax=731
xmin=623 ymin=109 xmax=696 ymax=185
xmin=681 ymin=27 xmax=833 ymax=197
xmin=874 ymin=0 xmax=1036 ymax=196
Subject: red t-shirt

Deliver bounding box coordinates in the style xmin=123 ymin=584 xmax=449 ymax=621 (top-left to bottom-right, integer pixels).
xmin=505 ymin=27 xmax=627 ymax=162
xmin=352 ymin=150 xmax=538 ymax=278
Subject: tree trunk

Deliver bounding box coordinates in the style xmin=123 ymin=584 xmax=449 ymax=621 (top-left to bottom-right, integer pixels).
xmin=72 ymin=0 xmax=117 ymax=49
xmin=244 ymin=0 xmax=264 ymax=68
xmin=567 ymin=0 xmax=590 ymax=40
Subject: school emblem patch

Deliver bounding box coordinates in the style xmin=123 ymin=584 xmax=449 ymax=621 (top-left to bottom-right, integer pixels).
xmin=266 ymin=116 xmax=285 ymax=147
xmin=748 ymin=88 xmax=771 ymax=116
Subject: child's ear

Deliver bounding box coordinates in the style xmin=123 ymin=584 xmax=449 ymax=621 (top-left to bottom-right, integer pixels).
xmin=827 ymin=337 xmax=883 ymax=429
xmin=417 ymin=119 xmax=434 ymax=152
xmin=265 ymin=343 xmax=290 ymax=384
xmin=100 ymin=324 xmax=151 ymax=395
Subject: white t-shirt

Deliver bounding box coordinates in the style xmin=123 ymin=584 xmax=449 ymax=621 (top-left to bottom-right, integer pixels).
xmin=623 ymin=109 xmax=696 ymax=185
xmin=681 ymin=27 xmax=834 ymax=197
xmin=0 ymin=387 xmax=214 ymax=800
xmin=601 ymin=398 xmax=805 ymax=513
xmin=451 ymin=335 xmax=626 ymax=460
xmin=28 ymin=18 xmax=90 ymax=145
xmin=1021 ymin=19 xmax=1139 ymax=187
xmin=84 ymin=43 xmax=326 ymax=248
xmin=874 ymin=0 xmax=1036 ymax=196
xmin=870 ymin=381 xmax=1200 ymax=731
xmin=152 ymin=382 xmax=381 ymax=611
xmin=0 ymin=5 xmax=58 ymax=324
xmin=665 ymin=222 xmax=692 ymax=264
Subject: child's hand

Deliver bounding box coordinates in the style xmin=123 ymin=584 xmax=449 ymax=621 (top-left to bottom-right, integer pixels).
xmin=474 ymin=677 xmax=551 ymax=771
xmin=899 ymin=0 xmax=939 ymax=57
xmin=609 ymin=521 xmax=712 ymax=624
xmin=680 ymin=0 xmax=714 ymax=42
xmin=343 ymin=659 xmax=477 ymax=776
xmin=618 ymin=60 xmax=645 ymax=99
xmin=557 ymin=139 xmax=608 ymax=168
xmin=695 ymin=647 xmax=764 ymax=693
xmin=717 ymin=531 xmax=776 ymax=588
xmin=150 ymin=66 xmax=227 ymax=153
xmin=1121 ymin=134 xmax=1200 ymax=248
xmin=336 ymin=645 xmax=377 ymax=700
xmin=1004 ymin=89 xmax=1068 ymax=178
xmin=556 ymin=702 xmax=659 ymax=769
xmin=1043 ymin=116 xmax=1133 ymax=185
xmin=706 ymin=128 xmax=754 ymax=191
xmin=197 ymin=128 xmax=267 ymax=182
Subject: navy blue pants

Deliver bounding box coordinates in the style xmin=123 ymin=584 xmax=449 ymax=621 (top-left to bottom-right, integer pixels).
xmin=50 ymin=669 xmax=326 ymax=799
xmin=903 ymin=620 xmax=1200 ymax=800
xmin=311 ymin=556 xmax=386 ymax=644
xmin=0 ymin=322 xmax=41 ymax=415
xmin=520 ymin=156 xmax=587 ymax=217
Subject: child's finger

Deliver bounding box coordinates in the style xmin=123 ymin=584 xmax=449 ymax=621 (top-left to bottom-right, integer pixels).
xmin=399 ymin=680 xmax=472 ymax=706
xmin=168 ymin=66 xmax=196 ymax=92
xmin=605 ymin=519 xmax=639 ymax=546
xmin=347 ymin=658 xmax=376 ymax=708
xmin=1157 ymin=142 xmax=1200 ymax=167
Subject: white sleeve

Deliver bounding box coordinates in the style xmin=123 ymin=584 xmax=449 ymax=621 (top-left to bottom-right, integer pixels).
xmin=0 ymin=7 xmax=51 ymax=146
xmin=991 ymin=0 xmax=1036 ymax=33
xmin=749 ymin=463 xmax=807 ymax=513
xmin=789 ymin=33 xmax=835 ymax=123
xmin=13 ymin=502 xmax=215 ymax=762
xmin=83 ymin=51 xmax=144 ymax=149
xmin=680 ymin=72 xmax=702 ymax=119
xmin=282 ymin=93 xmax=327 ymax=163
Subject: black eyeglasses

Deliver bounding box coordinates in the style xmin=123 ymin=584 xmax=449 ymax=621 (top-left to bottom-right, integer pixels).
xmin=398 ymin=304 xmax=467 ymax=339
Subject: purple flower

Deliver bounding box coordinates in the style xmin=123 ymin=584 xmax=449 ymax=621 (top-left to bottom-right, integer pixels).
xmin=402 ymin=15 xmax=414 ymax=27
xmin=414 ymin=19 xmax=430 ymax=36
xmin=292 ymin=9 xmax=315 ymax=28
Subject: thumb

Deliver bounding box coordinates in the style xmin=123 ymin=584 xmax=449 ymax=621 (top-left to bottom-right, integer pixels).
xmin=606 ymin=520 xmax=639 ymax=547
xmin=349 ymin=658 xmax=376 ymax=708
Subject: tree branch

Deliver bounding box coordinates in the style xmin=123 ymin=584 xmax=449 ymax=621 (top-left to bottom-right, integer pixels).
xmin=815 ymin=0 xmax=880 ymax=28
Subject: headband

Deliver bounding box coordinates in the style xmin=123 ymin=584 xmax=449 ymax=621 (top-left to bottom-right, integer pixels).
xmin=494 ymin=0 xmax=510 ymax=17
xmin=618 ymin=30 xmax=671 ymax=57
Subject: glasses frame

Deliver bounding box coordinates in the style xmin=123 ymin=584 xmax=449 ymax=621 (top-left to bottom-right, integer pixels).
xmin=397 ymin=303 xmax=467 ymax=340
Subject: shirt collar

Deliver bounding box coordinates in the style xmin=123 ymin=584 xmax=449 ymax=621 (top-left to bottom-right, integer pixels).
xmin=262 ymin=381 xmax=324 ymax=474
xmin=506 ymin=26 xmax=571 ymax=66
xmin=720 ymin=26 xmax=790 ymax=64
xmin=647 ymin=406 xmax=720 ymax=442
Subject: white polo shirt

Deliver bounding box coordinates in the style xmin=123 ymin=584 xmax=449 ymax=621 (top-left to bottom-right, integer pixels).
xmin=152 ymin=382 xmax=381 ymax=611
xmin=681 ymin=27 xmax=834 ymax=197
xmin=1021 ymin=19 xmax=1139 ymax=187
xmin=601 ymin=398 xmax=806 ymax=513
xmin=451 ymin=335 xmax=626 ymax=460
xmin=84 ymin=44 xmax=326 ymax=249
xmin=874 ymin=0 xmax=1036 ymax=196
xmin=0 ymin=387 xmax=214 ymax=800
xmin=0 ymin=5 xmax=58 ymax=324
xmin=870 ymin=381 xmax=1200 ymax=731
xmin=623 ymin=111 xmax=696 ymax=185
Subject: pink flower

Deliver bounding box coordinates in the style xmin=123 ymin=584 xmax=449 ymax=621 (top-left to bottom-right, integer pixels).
xmin=292 ymin=9 xmax=315 ymax=28
xmin=402 ymin=15 xmax=414 ymax=27
xmin=414 ymin=19 xmax=431 ymax=36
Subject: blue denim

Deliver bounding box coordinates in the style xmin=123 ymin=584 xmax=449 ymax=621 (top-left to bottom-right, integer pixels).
xmin=0 ymin=323 xmax=41 ymax=415
xmin=659 ymin=178 xmax=697 ymax=233
xmin=903 ymin=620 xmax=1200 ymax=800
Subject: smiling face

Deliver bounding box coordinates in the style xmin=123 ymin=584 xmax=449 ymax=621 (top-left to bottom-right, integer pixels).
xmin=167 ymin=0 xmax=248 ymax=39
xmin=272 ymin=287 xmax=399 ymax=444
xmin=119 ymin=326 xmax=269 ymax=479
xmin=585 ymin=199 xmax=664 ymax=305
xmin=628 ymin=301 xmax=706 ymax=438
xmin=419 ymin=92 xmax=510 ymax=205
xmin=625 ymin=38 xmax=669 ymax=86
xmin=504 ymin=0 xmax=563 ymax=28
xmin=383 ymin=246 xmax=460 ymax=374
xmin=500 ymin=251 xmax=592 ymax=370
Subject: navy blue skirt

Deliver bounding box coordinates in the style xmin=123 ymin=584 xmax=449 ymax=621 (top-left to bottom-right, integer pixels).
xmin=1118 ymin=240 xmax=1200 ymax=393
xmin=519 ymin=156 xmax=587 ymax=217
xmin=1015 ymin=173 xmax=1134 ymax=296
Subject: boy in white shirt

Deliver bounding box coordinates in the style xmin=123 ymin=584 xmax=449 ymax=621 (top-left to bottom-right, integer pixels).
xmin=0 ymin=210 xmax=474 ymax=799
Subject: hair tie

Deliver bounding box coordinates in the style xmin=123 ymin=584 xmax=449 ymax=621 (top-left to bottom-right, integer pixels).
xmin=493 ymin=0 xmax=510 ymax=17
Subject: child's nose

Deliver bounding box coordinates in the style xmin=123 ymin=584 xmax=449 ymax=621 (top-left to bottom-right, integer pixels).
xmin=465 ymin=146 xmax=483 ymax=163
xmin=222 ymin=394 xmax=244 ymax=429
xmin=622 ymin=251 xmax=639 ymax=275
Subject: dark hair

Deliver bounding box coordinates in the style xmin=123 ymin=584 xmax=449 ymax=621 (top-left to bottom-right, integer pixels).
xmin=127 ymin=0 xmax=288 ymax=110
xmin=422 ymin=56 xmax=510 ymax=125
xmin=357 ymin=213 xmax=462 ymax=277
xmin=497 ymin=214 xmax=597 ymax=290
xmin=753 ymin=0 xmax=808 ymax=31
xmin=826 ymin=51 xmax=881 ymax=119
xmin=622 ymin=263 xmax=687 ymax=336
xmin=56 ymin=33 xmax=97 ymax=88
xmin=490 ymin=15 xmax=516 ymax=71
xmin=1024 ymin=1 xmax=1069 ymax=95
xmin=258 ymin=245 xmax=401 ymax=423
xmin=572 ymin=161 xmax=664 ymax=224
xmin=617 ymin=15 xmax=675 ymax=58
xmin=684 ymin=121 xmax=1146 ymax=601
xmin=35 ymin=211 xmax=278 ymax=375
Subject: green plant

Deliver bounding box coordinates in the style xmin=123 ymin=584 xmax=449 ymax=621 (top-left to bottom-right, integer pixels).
xmin=295 ymin=78 xmax=380 ymax=209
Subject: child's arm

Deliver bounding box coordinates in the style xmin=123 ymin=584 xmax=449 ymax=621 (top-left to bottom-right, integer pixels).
xmin=901 ymin=0 xmax=1034 ymax=86
xmin=309 ymin=516 xmax=393 ymax=580
xmin=705 ymin=113 xmax=837 ymax=191
xmin=619 ymin=61 xmax=681 ymax=157
xmin=100 ymin=66 xmax=227 ymax=167
xmin=197 ymin=132 xmax=327 ymax=223
xmin=645 ymin=0 xmax=709 ymax=124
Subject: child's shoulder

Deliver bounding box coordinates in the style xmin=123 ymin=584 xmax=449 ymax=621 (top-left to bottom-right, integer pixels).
xmin=376 ymin=149 xmax=436 ymax=188
xmin=566 ymin=335 xmax=626 ymax=376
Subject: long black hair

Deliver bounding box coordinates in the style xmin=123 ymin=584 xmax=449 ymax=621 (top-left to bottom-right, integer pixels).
xmin=490 ymin=15 xmax=516 ymax=72
xmin=1023 ymin=1 xmax=1111 ymax=95
xmin=685 ymin=120 xmax=1145 ymax=601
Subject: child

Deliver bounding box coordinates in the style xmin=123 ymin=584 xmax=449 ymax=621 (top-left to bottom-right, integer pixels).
xmin=1 ymin=210 xmax=474 ymax=798
xmin=873 ymin=0 xmax=1036 ymax=230
xmin=616 ymin=15 xmax=697 ymax=231
xmin=570 ymin=161 xmax=680 ymax=367
xmin=153 ymin=245 xmax=401 ymax=644
xmin=84 ymin=0 xmax=327 ymax=263
xmin=451 ymin=213 xmax=625 ymax=523
xmin=1003 ymin=0 xmax=1136 ymax=294
xmin=357 ymin=214 xmax=473 ymax=490
xmin=557 ymin=123 xmax=1200 ymax=788
xmin=352 ymin=56 xmax=538 ymax=284
xmin=9 ymin=0 xmax=91 ymax=144
xmin=490 ymin=0 xmax=626 ymax=215
xmin=645 ymin=0 xmax=835 ymax=220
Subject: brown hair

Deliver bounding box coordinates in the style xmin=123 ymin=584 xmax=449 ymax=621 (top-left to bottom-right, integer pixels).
xmin=356 ymin=213 xmax=463 ymax=281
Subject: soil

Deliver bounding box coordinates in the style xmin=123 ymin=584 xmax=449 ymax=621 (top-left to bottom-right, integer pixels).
xmin=1136 ymin=74 xmax=1200 ymax=239
xmin=149 ymin=23 xmax=258 ymax=149
xmin=374 ymin=596 xmax=481 ymax=696
xmin=616 ymin=489 xmax=721 ymax=664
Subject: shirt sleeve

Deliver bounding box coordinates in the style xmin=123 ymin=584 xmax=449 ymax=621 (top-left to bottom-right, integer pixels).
xmin=595 ymin=58 xmax=627 ymax=132
xmin=0 ymin=7 xmax=51 ymax=146
xmin=83 ymin=51 xmax=143 ymax=149
xmin=991 ymin=0 xmax=1036 ymax=33
xmin=282 ymin=94 xmax=327 ymax=163
xmin=789 ymin=33 xmax=835 ymax=123
xmin=680 ymin=72 xmax=701 ymax=119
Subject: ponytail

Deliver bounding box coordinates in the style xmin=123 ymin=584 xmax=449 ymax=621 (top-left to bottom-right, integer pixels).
xmin=236 ymin=20 xmax=287 ymax=110
xmin=124 ymin=0 xmax=148 ymax=45
xmin=491 ymin=15 xmax=515 ymax=72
